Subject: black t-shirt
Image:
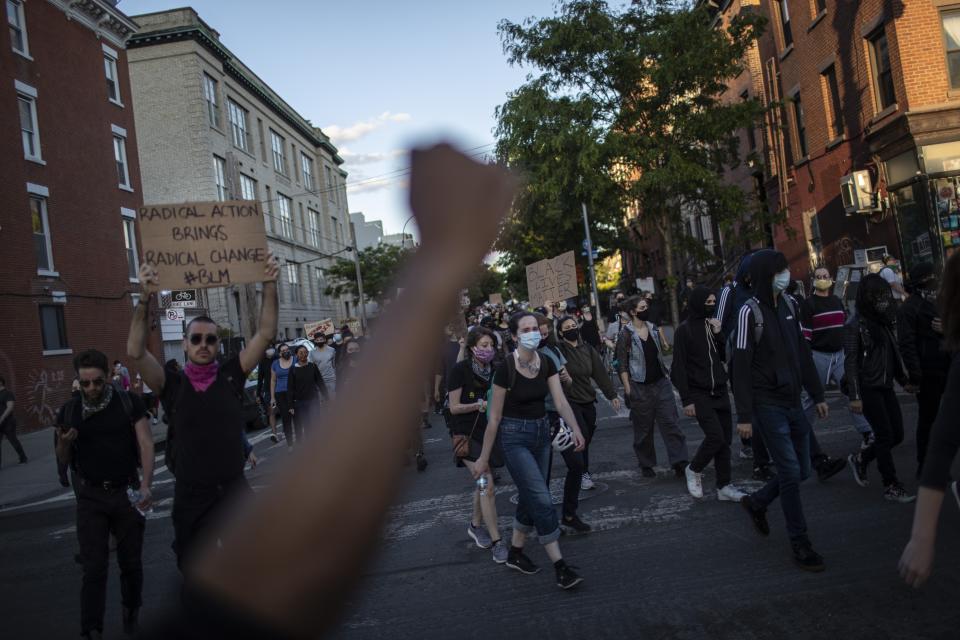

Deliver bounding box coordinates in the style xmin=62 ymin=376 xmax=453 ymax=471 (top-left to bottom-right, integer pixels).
xmin=0 ymin=389 xmax=14 ymax=427
xmin=57 ymin=390 xmax=146 ymax=482
xmin=640 ymin=334 xmax=664 ymax=384
xmin=446 ymin=359 xmax=492 ymax=436
xmin=494 ymin=354 xmax=558 ymax=420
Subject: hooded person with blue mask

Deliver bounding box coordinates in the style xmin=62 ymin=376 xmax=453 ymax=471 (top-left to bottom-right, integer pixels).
xmin=732 ymin=249 xmax=830 ymax=572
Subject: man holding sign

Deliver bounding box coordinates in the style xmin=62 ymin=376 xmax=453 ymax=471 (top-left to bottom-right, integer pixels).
xmin=126 ymin=251 xmax=279 ymax=571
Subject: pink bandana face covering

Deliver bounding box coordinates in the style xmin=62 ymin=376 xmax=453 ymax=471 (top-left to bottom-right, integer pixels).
xmin=184 ymin=361 xmax=219 ymax=392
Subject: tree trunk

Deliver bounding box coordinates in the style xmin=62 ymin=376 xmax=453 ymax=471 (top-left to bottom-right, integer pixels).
xmin=660 ymin=217 xmax=680 ymax=328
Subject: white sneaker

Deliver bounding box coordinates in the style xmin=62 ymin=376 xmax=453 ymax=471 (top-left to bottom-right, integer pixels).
xmin=717 ymin=485 xmax=747 ymax=502
xmin=684 ymin=465 xmax=703 ymax=498
xmin=580 ymin=472 xmax=595 ymax=491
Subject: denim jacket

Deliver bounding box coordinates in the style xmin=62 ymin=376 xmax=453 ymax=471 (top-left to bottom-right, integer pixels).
xmin=615 ymin=320 xmax=668 ymax=383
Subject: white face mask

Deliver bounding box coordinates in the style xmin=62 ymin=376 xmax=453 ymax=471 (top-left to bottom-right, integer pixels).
xmin=266 ymin=348 xmax=276 ymax=358
xmin=519 ymin=331 xmax=541 ymax=350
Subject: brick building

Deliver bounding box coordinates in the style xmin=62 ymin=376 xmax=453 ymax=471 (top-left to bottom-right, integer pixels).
xmin=0 ymin=0 xmax=141 ymax=431
xmin=126 ymin=8 xmax=354 ymax=362
xmin=716 ymin=0 xmax=960 ymax=286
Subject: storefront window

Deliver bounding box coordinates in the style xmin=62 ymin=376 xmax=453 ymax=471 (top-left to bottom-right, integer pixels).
xmin=930 ymin=177 xmax=960 ymax=262
xmin=891 ymin=183 xmax=935 ymax=272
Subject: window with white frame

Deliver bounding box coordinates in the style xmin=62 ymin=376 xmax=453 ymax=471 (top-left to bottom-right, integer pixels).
xmin=29 ymin=193 xmax=53 ymax=273
xmin=7 ymin=0 xmax=28 ymax=57
xmin=122 ymin=212 xmax=139 ymax=280
xmin=113 ymin=131 xmax=131 ymax=189
xmin=213 ymin=155 xmax=227 ymax=201
xmin=202 ymin=73 xmax=221 ymax=128
xmin=301 ymin=153 xmax=315 ymax=191
xmin=103 ymin=46 xmax=121 ymax=104
xmin=277 ymin=193 xmax=293 ymax=236
xmin=239 ymin=174 xmax=257 ymax=201
xmin=308 ymin=208 xmax=321 ymax=246
xmin=227 ymin=99 xmax=250 ymax=151
xmin=270 ymin=130 xmax=287 ymax=174
xmin=17 ymin=83 xmax=40 ymax=161
xmin=39 ymin=304 xmax=68 ymax=351
xmin=286 ymin=263 xmax=302 ymax=304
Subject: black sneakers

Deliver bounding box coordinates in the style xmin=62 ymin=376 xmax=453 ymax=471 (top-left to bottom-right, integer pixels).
xmin=741 ymin=495 xmax=770 ymax=537
xmin=848 ymin=452 xmax=869 ymax=487
xmin=415 ymin=453 xmax=428 ymax=473
xmin=791 ymin=540 xmax=825 ymax=572
xmin=555 ymin=562 xmax=584 ymax=590
xmin=673 ymin=462 xmax=688 ymax=479
xmin=640 ymin=467 xmax=657 ymax=478
xmin=752 ymin=466 xmax=774 ymax=482
xmin=122 ymin=607 xmax=139 ymax=635
xmin=505 ymin=549 xmax=541 ymax=575
xmin=815 ymin=456 xmax=847 ymax=482
xmin=561 ymin=513 xmax=592 ymax=534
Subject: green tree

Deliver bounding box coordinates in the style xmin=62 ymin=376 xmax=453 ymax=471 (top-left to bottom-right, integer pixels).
xmin=467 ymin=263 xmax=508 ymax=306
xmin=496 ymin=0 xmax=774 ymax=324
xmin=323 ymin=244 xmax=411 ymax=304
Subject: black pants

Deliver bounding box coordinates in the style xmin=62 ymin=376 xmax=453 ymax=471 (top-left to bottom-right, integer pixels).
xmin=172 ymin=476 xmax=251 ymax=571
xmin=688 ymin=394 xmax=733 ymax=488
xmin=916 ymin=374 xmax=947 ymax=474
xmin=568 ymin=401 xmax=598 ymax=473
xmin=76 ymin=482 xmax=144 ymax=634
xmin=545 ymin=411 xmax=586 ymax=518
xmin=860 ymin=386 xmax=905 ymax=486
xmin=275 ymin=391 xmax=293 ymax=443
xmin=291 ymin=399 xmax=316 ymax=443
xmin=0 ymin=419 xmax=26 ymax=466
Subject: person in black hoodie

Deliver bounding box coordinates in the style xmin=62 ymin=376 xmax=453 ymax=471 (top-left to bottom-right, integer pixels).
xmin=846 ymin=274 xmax=916 ymax=503
xmin=734 ymin=250 xmax=829 ymax=572
xmin=672 ymin=287 xmax=746 ymax=502
xmin=897 ymin=262 xmax=950 ymax=477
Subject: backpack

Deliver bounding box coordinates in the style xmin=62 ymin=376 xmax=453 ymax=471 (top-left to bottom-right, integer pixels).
xmin=730 ymin=295 xmax=798 ymax=349
xmin=61 ymin=382 xmax=138 ymax=475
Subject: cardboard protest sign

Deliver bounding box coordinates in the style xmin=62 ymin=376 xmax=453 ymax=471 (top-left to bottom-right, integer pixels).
xmin=489 ymin=293 xmax=503 ymax=305
xmin=346 ymin=319 xmax=363 ymax=337
xmin=525 ymin=251 xmax=577 ymax=308
xmin=138 ymin=200 xmax=269 ymax=290
xmin=304 ymin=319 xmax=335 ymax=340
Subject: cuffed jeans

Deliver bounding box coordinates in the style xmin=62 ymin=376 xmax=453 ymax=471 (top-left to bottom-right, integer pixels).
xmin=751 ymin=404 xmax=812 ymax=543
xmin=627 ymin=378 xmax=688 ymax=469
xmin=498 ymin=416 xmax=561 ymax=544
xmin=688 ymin=393 xmax=733 ymax=488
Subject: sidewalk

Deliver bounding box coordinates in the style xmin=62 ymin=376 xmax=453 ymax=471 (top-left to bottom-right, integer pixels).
xmin=0 ymin=416 xmax=168 ymax=509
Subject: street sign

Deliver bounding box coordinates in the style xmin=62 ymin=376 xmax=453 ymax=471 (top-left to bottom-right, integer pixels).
xmin=170 ymin=289 xmax=198 ymax=308
xmin=165 ymin=307 xmax=185 ymax=321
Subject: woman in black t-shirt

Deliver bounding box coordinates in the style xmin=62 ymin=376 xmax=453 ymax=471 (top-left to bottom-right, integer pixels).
xmin=289 ymin=346 xmax=328 ymax=444
xmin=473 ymin=312 xmax=587 ymax=590
xmin=447 ymin=327 xmax=506 ymax=562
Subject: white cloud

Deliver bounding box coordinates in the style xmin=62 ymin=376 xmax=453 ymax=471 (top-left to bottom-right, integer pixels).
xmin=325 ymin=112 xmax=412 ymax=143
xmin=347 ymin=177 xmax=408 ymax=195
xmin=340 ymin=148 xmax=406 ymax=166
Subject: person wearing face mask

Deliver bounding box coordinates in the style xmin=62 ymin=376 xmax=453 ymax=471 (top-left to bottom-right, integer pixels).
xmin=879 ymin=254 xmax=907 ymax=303
xmin=616 ymin=295 xmax=689 ymax=478
xmin=446 ymin=327 xmax=508 ymax=563
xmin=797 ymin=267 xmax=872 ymax=481
xmin=309 ymin=332 xmax=338 ymax=397
xmin=734 ymin=249 xmax=830 ymax=572
xmin=671 ymin=288 xmax=746 ymax=502
xmin=256 ymin=344 xmax=280 ymax=443
xmin=845 ymin=274 xmax=917 ymax=503
xmin=557 ymin=315 xmax=620 ymax=494
xmin=897 ymin=262 xmax=950 ymax=477
xmin=289 ymin=346 xmax=329 ymax=445
xmin=608 ymin=292 xmax=626 ymax=324
xmin=271 ymin=345 xmax=296 ymax=453
xmin=337 ymin=339 xmax=362 ymax=386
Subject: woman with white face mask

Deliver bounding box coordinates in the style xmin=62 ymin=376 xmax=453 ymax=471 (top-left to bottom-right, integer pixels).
xmin=473 ymin=312 xmax=586 ymax=590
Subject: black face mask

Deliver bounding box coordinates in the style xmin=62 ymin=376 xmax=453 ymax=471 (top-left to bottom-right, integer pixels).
xmin=704 ymin=303 xmax=716 ymax=316
xmin=561 ymin=328 xmax=580 ymax=342
xmin=633 ymin=310 xmax=649 ymax=322
xmin=280 ymin=352 xmax=290 ymax=359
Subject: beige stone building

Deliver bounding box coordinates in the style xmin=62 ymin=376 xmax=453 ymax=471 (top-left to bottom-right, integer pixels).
xmin=126 ymin=8 xmax=353 ymax=357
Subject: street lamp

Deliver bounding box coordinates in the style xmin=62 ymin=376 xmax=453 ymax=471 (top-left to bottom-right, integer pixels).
xmin=401 ymin=215 xmax=415 ymax=249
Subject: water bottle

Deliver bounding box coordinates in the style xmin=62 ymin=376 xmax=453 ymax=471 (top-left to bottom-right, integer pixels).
xmin=126 ymin=487 xmax=152 ymax=517
xmin=477 ymin=475 xmax=489 ymax=497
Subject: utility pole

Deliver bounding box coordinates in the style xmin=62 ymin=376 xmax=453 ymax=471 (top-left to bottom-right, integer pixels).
xmin=581 ymin=200 xmax=603 ymax=330
xmin=348 ymin=219 xmax=368 ymax=334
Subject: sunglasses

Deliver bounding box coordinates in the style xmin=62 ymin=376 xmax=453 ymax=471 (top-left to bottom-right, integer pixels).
xmin=189 ymin=333 xmax=219 ymax=346
xmin=79 ymin=378 xmax=105 ymax=388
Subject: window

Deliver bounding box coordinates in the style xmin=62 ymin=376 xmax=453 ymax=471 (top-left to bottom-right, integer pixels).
xmin=301 ymin=153 xmax=315 ymax=191
xmin=239 ymin=174 xmax=257 ymax=201
xmin=7 ymin=0 xmax=28 ymax=57
xmin=814 ymin=0 xmax=826 ymax=14
xmin=202 ymin=73 xmax=221 ymax=128
xmin=17 ymin=89 xmax=40 ymax=161
xmin=869 ymin=29 xmax=896 ymax=111
xmin=286 ymin=263 xmax=302 ymax=304
xmin=740 ymin=91 xmax=756 ymax=152
xmin=325 ymin=166 xmax=335 ymax=202
xmin=103 ymin=46 xmax=121 ymax=104
xmin=331 ymin=216 xmax=339 ymax=244
xmin=277 ymin=193 xmax=293 ymax=236
xmin=257 ymin=118 xmax=267 ymax=161
xmin=308 ymin=208 xmax=321 ymax=246
xmin=122 ymin=215 xmax=139 ymax=280
xmin=270 ymin=130 xmax=287 ymax=174
xmin=113 ymin=132 xmax=131 ymax=189
xmin=30 ymin=195 xmax=53 ymax=273
xmin=822 ymin=64 xmax=844 ymax=137
xmin=213 ymin=155 xmax=227 ymax=201
xmin=791 ymin=93 xmax=808 ymax=158
xmin=227 ymin=99 xmax=250 ymax=151
xmin=315 ymin=266 xmax=326 ymax=304
xmin=778 ymin=0 xmax=793 ymax=49
xmin=40 ymin=305 xmax=68 ymax=351
xmin=942 ymin=10 xmax=960 ymax=90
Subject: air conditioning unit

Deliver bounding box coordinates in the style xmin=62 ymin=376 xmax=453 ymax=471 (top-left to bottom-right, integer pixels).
xmin=840 ymin=170 xmax=880 ymax=214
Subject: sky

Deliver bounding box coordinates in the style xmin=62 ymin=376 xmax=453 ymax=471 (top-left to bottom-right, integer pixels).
xmin=124 ymin=0 xmax=560 ymax=239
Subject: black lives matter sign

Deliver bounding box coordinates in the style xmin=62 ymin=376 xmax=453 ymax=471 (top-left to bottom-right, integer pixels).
xmin=137 ymin=200 xmax=269 ymax=290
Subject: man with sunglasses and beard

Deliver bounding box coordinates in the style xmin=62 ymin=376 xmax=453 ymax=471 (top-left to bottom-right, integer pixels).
xmin=126 ymin=255 xmax=279 ymax=572
xmin=56 ymin=349 xmax=154 ymax=639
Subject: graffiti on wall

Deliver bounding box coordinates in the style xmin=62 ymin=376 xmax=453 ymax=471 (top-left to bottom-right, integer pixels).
xmin=25 ymin=368 xmax=67 ymax=427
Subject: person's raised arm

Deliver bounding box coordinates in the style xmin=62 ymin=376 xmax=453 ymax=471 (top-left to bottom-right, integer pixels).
xmin=187 ymin=143 xmax=515 ymax=637
xmin=127 ymin=263 xmax=165 ymax=394
xmin=239 ymin=254 xmax=280 ymax=375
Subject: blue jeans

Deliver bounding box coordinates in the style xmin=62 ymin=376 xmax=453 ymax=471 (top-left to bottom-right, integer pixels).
xmin=801 ymin=349 xmax=872 ymax=435
xmin=751 ymin=404 xmax=812 ymax=543
xmin=498 ymin=416 xmax=561 ymax=544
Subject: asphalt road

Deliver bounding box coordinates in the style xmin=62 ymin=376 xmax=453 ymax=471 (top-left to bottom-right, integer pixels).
xmin=1 ymin=392 xmax=958 ymax=639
